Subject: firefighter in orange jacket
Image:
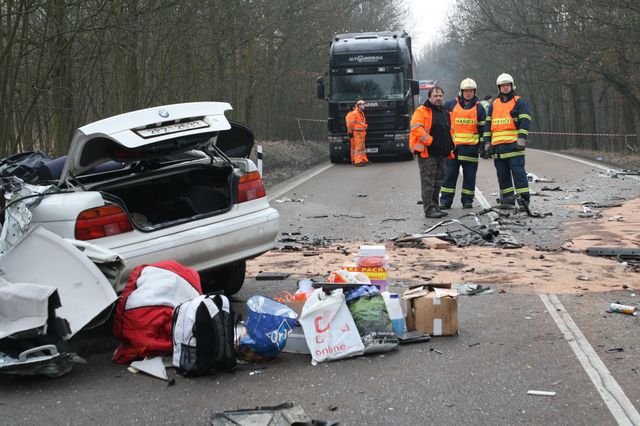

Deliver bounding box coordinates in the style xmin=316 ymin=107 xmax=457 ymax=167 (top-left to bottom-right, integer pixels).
xmin=409 ymin=85 xmax=455 ymax=218
xmin=482 ymin=73 xmax=532 ymax=208
xmin=440 ymin=78 xmax=486 ymax=209
xmin=345 ymin=100 xmax=369 ymax=167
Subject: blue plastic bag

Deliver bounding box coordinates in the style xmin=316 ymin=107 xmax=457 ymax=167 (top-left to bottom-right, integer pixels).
xmin=240 ymin=296 xmax=298 ymax=359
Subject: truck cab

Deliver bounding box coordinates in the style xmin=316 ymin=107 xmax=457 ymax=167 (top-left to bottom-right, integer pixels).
xmin=316 ymin=32 xmax=420 ymax=163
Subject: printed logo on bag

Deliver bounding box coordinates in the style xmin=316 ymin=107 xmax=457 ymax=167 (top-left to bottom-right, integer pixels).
xmin=314 ymin=316 xmax=330 ymax=333
xmin=266 ymin=320 xmax=294 ymax=349
xmin=316 ymin=335 xmax=325 ymax=344
xmin=340 ymin=323 xmax=350 ymax=332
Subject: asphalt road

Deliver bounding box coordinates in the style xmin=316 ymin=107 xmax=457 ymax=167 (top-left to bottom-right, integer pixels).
xmin=1 ymin=150 xmax=639 ymax=425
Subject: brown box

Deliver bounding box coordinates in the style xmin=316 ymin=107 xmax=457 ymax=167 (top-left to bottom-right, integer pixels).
xmin=282 ymin=299 xmax=306 ymax=316
xmin=403 ymin=284 xmax=458 ymax=336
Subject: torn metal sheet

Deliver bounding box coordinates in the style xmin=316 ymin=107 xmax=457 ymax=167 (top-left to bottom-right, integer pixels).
xmin=0 ymin=178 xmax=54 ymax=255
xmin=210 ymin=402 xmax=334 ymax=426
xmin=586 ymin=247 xmax=640 ymax=256
xmin=0 ymin=345 xmax=74 ymax=378
xmin=0 ymin=225 xmax=118 ymax=336
xmin=129 ymin=356 xmax=169 ymax=381
xmin=0 ymin=279 xmax=59 ymax=339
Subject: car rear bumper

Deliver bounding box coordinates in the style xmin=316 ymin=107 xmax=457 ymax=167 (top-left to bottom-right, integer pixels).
xmin=107 ymin=208 xmax=280 ymax=291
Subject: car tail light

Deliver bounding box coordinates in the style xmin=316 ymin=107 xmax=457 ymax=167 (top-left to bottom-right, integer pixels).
xmin=75 ymin=205 xmax=134 ymax=240
xmin=237 ymin=171 xmax=266 ymax=203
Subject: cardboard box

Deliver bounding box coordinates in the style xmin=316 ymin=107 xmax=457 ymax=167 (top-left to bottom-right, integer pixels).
xmin=282 ymin=299 xmax=306 ymax=316
xmin=403 ymin=284 xmax=458 ymax=336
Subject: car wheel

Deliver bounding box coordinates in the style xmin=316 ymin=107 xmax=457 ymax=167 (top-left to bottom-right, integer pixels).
xmin=200 ymin=260 xmax=246 ymax=296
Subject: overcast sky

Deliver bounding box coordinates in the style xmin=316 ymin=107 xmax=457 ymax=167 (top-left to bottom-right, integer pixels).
xmin=404 ymin=0 xmax=454 ymax=52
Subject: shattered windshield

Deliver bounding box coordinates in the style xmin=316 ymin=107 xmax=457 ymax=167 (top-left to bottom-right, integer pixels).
xmin=330 ymin=72 xmax=404 ymax=102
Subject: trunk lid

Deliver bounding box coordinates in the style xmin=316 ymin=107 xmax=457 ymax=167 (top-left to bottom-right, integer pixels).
xmin=59 ymin=102 xmax=253 ymax=183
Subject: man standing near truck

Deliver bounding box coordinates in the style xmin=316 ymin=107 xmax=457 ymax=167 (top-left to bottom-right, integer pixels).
xmin=439 ymin=78 xmax=486 ymax=209
xmin=410 ymin=86 xmax=455 ymax=218
xmin=345 ymin=100 xmax=369 ymax=167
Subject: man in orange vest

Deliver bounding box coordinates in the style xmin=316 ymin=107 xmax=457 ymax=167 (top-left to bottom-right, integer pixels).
xmin=409 ymin=85 xmax=455 ymax=218
xmin=345 ymin=100 xmax=369 ymax=167
xmin=440 ymin=78 xmax=486 ymax=209
xmin=482 ymin=73 xmax=532 ymax=208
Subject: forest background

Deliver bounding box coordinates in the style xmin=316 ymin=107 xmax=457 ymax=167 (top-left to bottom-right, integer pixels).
xmin=1 ymin=0 xmax=639 ymax=168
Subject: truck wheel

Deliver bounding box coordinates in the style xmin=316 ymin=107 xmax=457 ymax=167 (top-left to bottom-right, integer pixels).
xmin=401 ymin=152 xmax=414 ymax=161
xmin=200 ymin=260 xmax=246 ymax=296
xmin=330 ymin=155 xmax=349 ymax=164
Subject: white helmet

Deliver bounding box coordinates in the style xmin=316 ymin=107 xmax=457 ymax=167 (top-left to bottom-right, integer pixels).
xmin=496 ymin=73 xmax=515 ymax=89
xmin=460 ymin=78 xmax=477 ymax=91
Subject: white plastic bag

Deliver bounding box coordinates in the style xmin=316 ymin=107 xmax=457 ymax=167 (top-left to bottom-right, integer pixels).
xmin=299 ymin=288 xmax=364 ymax=365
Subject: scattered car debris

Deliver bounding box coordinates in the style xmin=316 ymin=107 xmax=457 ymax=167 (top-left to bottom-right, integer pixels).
xmin=210 ymin=402 xmax=335 ymax=426
xmin=608 ymin=303 xmax=637 ymax=315
xmin=255 ymin=272 xmax=291 ymax=280
xmin=382 ymin=218 xmax=407 ymax=222
xmin=275 ymin=197 xmax=304 ymax=203
xmin=576 ymin=275 xmax=590 ymax=281
xmin=356 ymin=193 xmax=367 ymax=197
xmin=455 ymin=283 xmax=494 ymax=295
xmin=605 ymin=347 xmax=625 ymax=353
xmin=608 ymin=215 xmax=624 ymax=222
xmin=527 ymin=173 xmax=555 ymax=183
xmin=527 ymin=390 xmax=557 ymax=397
xmin=128 ymin=356 xmax=169 ymax=381
xmin=541 ymin=186 xmax=562 ymax=191
xmin=582 ymin=201 xmax=623 ymax=208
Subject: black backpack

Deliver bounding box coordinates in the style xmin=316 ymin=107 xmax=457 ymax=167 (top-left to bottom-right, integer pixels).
xmin=172 ymin=294 xmax=236 ymax=376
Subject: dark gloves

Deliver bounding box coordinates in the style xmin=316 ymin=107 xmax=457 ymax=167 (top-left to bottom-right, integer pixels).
xmin=480 ymin=142 xmax=492 ymax=159
xmin=514 ymin=138 xmax=526 ymax=151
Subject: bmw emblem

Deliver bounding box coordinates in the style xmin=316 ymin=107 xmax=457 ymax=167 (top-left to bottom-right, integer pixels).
xmin=158 ymin=109 xmax=169 ymax=118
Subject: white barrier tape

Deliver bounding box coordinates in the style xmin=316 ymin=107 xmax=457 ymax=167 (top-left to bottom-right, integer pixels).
xmin=293 ymin=117 xmax=326 ymax=123
xmin=530 ymin=131 xmax=636 ymax=137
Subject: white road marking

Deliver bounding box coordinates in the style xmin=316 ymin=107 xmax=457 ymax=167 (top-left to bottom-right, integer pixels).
xmin=268 ymin=162 xmax=334 ymax=201
xmin=537 ymin=150 xmax=640 ymax=182
xmin=540 ymin=293 xmax=640 ymax=425
xmin=476 ymin=150 xmax=640 ymax=423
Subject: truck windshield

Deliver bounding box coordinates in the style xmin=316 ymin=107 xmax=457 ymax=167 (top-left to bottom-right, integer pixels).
xmin=330 ymin=72 xmax=404 ymax=102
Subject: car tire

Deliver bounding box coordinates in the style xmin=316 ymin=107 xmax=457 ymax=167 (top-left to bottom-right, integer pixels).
xmin=200 ymin=260 xmax=246 ymax=296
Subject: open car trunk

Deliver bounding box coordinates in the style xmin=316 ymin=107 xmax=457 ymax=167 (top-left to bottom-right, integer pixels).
xmin=96 ymin=163 xmax=235 ymax=229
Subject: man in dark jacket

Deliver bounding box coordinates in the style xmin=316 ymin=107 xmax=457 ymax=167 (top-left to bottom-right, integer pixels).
xmin=409 ymin=86 xmax=455 ymax=218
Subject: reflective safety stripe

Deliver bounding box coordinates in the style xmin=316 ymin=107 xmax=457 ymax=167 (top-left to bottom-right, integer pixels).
xmin=501 ymin=186 xmax=515 ymax=194
xmin=461 ymin=188 xmax=475 ymax=195
xmin=516 ymin=187 xmax=530 ymax=194
xmin=458 ymin=155 xmax=479 ymax=162
xmin=519 ymin=114 xmax=531 ymax=120
xmin=452 ymin=100 xmax=480 ymax=146
xmin=411 ymin=123 xmax=424 ymax=129
xmin=440 ymin=186 xmax=455 ymax=194
xmin=453 ymin=132 xmax=479 ymax=144
xmin=415 ymin=142 xmax=426 ymax=151
xmin=499 ymin=150 xmax=525 ymax=159
xmin=492 ymin=130 xmax=519 ymax=143
xmin=419 ymin=134 xmax=429 ymax=142
xmin=519 ymin=129 xmax=529 ymax=135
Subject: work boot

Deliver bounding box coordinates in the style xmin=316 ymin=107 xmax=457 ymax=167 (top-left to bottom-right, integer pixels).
xmin=425 ymin=206 xmax=447 ymax=218
xmin=438 ymin=203 xmax=451 ymax=210
xmin=462 ymin=202 xmax=473 ymax=209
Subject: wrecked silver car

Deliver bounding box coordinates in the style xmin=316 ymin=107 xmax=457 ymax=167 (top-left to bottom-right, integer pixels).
xmin=21 ymin=102 xmax=279 ymax=295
